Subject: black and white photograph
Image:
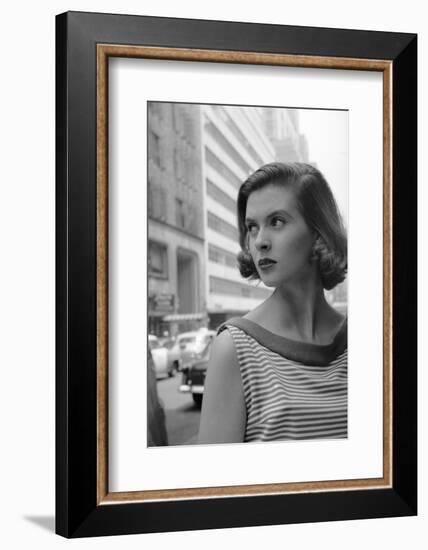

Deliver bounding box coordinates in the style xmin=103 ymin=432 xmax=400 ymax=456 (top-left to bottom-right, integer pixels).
xmin=0 ymin=0 xmax=421 ymax=545
xmin=107 ymin=45 xmax=386 ymax=505
xmin=147 ymin=102 xmax=348 ymax=447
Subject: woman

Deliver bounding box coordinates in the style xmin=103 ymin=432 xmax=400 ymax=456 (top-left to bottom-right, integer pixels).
xmin=198 ymin=162 xmax=347 ymax=444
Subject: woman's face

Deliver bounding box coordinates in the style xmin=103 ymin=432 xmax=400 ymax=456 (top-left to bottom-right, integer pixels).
xmin=245 ymin=183 xmax=314 ymax=288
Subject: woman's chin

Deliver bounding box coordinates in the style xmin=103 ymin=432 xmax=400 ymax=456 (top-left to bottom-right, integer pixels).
xmin=258 ymin=273 xmax=279 ymax=288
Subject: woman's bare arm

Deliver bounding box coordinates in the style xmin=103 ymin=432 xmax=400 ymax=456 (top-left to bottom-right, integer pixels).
xmin=198 ymin=330 xmax=246 ymax=444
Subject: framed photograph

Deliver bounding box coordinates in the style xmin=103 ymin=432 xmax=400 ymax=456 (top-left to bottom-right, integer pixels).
xmin=56 ymin=11 xmax=417 ymax=538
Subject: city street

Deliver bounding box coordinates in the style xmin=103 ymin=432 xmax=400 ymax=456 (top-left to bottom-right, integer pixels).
xmin=156 ymin=373 xmax=201 ymax=446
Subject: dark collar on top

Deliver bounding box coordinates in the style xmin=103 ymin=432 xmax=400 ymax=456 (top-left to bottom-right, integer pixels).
xmin=218 ymin=317 xmax=347 ymax=366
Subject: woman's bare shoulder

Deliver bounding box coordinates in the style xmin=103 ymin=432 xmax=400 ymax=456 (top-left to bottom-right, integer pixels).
xmin=211 ymin=328 xmax=237 ymax=364
xmin=198 ymin=327 xmax=245 ymax=444
xmin=206 ymin=329 xmax=241 ymax=400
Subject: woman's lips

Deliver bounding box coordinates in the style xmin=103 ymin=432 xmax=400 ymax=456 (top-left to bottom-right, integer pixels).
xmin=258 ymin=259 xmax=277 ymax=270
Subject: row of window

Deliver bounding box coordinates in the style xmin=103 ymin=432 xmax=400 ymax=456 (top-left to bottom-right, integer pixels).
xmin=148 ymin=183 xmax=202 ymax=236
xmin=205 ymin=119 xmax=252 ymax=176
xmin=210 ymin=105 xmax=265 ymax=167
xmin=206 ymin=178 xmax=237 ymax=214
xmin=207 ymin=211 xmax=238 ymax=241
xmin=149 ymin=176 xmax=239 ymax=234
xmin=149 ymin=130 xmax=198 ymax=183
xmin=148 ymin=102 xmax=199 ymax=143
xmin=148 ymin=129 xmax=162 ymax=169
xmin=205 ymin=146 xmax=242 ymax=189
xmin=172 ymin=105 xmax=199 ymax=143
xmin=148 ymin=102 xmax=166 ymax=122
xmin=208 ymin=243 xmax=237 ymax=269
xmin=173 ymin=141 xmax=198 ymax=184
xmin=148 ymin=185 xmax=167 ymax=222
xmin=149 ymin=240 xmax=271 ymax=303
xmin=149 ymin=239 xmax=238 ymax=279
xmin=210 ymin=276 xmax=271 ymax=300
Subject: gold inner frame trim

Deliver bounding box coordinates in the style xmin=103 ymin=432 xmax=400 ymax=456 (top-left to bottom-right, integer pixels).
xmin=96 ymin=44 xmax=393 ymax=504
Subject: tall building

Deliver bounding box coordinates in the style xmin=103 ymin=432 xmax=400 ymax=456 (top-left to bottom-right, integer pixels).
xmin=147 ymin=103 xmax=207 ymax=337
xmin=201 ymin=105 xmax=275 ymax=328
xmin=263 ymin=107 xmax=309 ymax=162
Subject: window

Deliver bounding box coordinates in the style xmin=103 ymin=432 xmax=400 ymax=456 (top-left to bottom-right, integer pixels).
xmin=205 ymin=120 xmax=252 ymax=174
xmin=205 ymin=147 xmax=242 ymax=189
xmin=148 ymin=129 xmax=161 ymax=167
xmin=206 ymin=179 xmax=236 ymax=214
xmin=211 ymin=106 xmax=265 ymax=167
xmin=208 ymin=243 xmax=237 ymax=269
xmin=175 ymin=198 xmax=186 ymax=229
xmin=207 ymin=212 xmax=238 ymax=241
xmin=148 ymin=241 xmax=168 ymax=278
xmin=148 ymin=185 xmax=167 ymax=221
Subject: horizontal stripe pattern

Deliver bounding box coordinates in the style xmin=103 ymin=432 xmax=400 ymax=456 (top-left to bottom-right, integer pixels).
xmin=226 ymin=326 xmax=348 ymax=442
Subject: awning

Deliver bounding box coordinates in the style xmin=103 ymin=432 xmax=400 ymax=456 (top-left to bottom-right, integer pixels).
xmin=162 ymin=312 xmax=206 ymax=322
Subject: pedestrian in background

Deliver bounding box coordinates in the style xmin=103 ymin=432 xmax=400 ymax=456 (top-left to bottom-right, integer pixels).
xmin=147 ymin=349 xmax=168 ymax=446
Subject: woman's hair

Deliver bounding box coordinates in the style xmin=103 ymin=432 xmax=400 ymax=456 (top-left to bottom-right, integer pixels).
xmin=237 ymin=162 xmax=347 ymax=291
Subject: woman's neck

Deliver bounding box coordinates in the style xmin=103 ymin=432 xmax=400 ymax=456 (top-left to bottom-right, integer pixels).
xmin=251 ymin=276 xmax=342 ymax=344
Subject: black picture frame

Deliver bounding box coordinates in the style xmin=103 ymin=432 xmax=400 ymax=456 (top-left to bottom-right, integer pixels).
xmin=56 ymin=10 xmax=417 ymax=538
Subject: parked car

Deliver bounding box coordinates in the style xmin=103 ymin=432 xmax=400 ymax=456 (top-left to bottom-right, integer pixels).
xmin=179 ymin=332 xmax=215 ymax=408
xmin=148 ymin=335 xmax=175 ymax=379
xmin=159 ymin=337 xmax=182 ymax=373
xmin=176 ymin=329 xmax=216 ymax=370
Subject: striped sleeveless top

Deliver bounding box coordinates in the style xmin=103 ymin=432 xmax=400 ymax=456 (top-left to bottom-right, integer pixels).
xmin=218 ymin=318 xmax=347 ymax=442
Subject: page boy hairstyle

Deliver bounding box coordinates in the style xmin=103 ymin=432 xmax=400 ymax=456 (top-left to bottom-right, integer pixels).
xmin=237 ymin=162 xmax=347 ymax=291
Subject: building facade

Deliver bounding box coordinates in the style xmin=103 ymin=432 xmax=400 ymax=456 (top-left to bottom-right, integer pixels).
xmin=263 ymin=107 xmax=309 ymax=162
xmin=148 ymin=103 xmax=207 ymax=337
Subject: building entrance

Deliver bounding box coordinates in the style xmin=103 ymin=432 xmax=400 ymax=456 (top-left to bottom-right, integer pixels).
xmin=176 ymin=249 xmax=198 ymax=314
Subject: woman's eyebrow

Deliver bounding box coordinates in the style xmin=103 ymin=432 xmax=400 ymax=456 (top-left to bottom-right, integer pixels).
xmin=268 ymin=209 xmax=293 ymax=219
xmin=245 ymin=209 xmax=293 ymax=223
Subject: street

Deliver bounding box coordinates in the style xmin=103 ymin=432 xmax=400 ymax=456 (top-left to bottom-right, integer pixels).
xmin=156 ymin=373 xmax=201 ymax=446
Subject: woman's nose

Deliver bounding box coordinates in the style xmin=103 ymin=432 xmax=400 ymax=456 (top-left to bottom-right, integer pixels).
xmin=255 ymin=231 xmax=271 ymax=251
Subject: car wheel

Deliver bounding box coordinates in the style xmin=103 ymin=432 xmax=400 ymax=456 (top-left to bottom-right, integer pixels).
xmin=192 ymin=394 xmax=203 ymax=408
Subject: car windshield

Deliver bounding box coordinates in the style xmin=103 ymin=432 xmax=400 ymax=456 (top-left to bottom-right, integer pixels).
xmin=178 ymin=332 xmax=214 ymax=352
xmin=179 ymin=336 xmax=196 ymax=345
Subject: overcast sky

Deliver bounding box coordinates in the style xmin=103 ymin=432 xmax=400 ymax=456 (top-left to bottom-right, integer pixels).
xmin=298 ymin=108 xmax=348 ymax=223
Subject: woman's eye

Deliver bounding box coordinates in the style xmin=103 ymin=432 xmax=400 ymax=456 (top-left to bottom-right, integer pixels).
xmin=271 ymin=217 xmax=285 ymax=228
xmin=247 ymin=224 xmax=258 ymax=235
